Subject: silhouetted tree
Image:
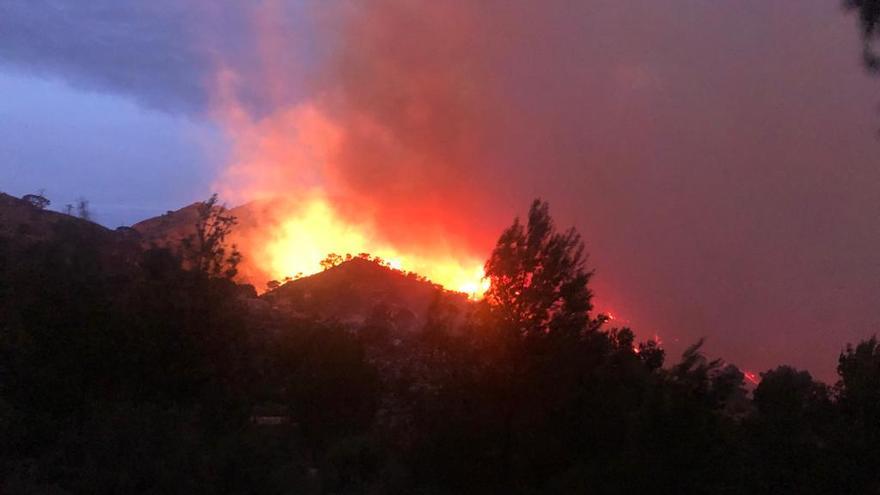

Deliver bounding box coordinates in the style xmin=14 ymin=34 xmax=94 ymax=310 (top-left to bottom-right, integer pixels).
xmin=847 ymin=0 xmax=880 ymax=70
xmin=76 ymin=197 xmax=91 ymax=221
xmin=484 ymin=199 xmax=595 ymax=339
xmin=668 ymin=339 xmax=747 ymax=410
xmin=741 ymin=366 xmax=836 ymax=494
xmin=637 ymin=338 xmax=666 ymax=371
xmin=180 ymin=194 xmax=241 ymax=278
xmin=837 ymin=337 xmax=880 ymax=418
xmin=320 ymin=252 xmax=344 ymax=270
xmin=835 ymin=337 xmax=880 ymax=484
xmin=754 ymin=366 xmax=829 ymax=422
xmin=22 ymin=193 xmax=50 ymax=210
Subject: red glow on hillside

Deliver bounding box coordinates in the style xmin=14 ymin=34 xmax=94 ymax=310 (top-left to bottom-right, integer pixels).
xmin=744 ymin=371 xmax=760 ymax=385
xmin=205 ymin=2 xmax=499 ymax=295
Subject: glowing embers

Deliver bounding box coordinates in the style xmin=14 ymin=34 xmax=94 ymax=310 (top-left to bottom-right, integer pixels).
xmin=744 ymin=371 xmax=760 ymax=385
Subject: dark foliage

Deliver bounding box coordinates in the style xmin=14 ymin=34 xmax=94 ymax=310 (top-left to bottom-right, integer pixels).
xmin=180 ymin=194 xmax=242 ymax=279
xmin=22 ymin=194 xmax=50 ymax=210
xmin=2 ymin=196 xmax=880 ymax=493
xmin=847 ymin=0 xmax=880 ymax=70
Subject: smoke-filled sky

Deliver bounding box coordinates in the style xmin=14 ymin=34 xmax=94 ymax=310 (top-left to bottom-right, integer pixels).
xmin=1 ymin=0 xmax=878 ymax=381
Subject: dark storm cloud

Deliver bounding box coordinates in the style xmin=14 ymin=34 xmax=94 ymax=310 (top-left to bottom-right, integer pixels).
xmin=0 ymin=1 xmax=210 ymax=112
xmin=0 ymin=0 xmax=306 ymax=114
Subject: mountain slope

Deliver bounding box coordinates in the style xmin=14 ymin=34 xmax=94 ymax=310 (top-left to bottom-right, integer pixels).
xmin=128 ymin=198 xmax=477 ymax=331
xmin=130 ymin=202 xmax=203 ymax=248
xmin=262 ymin=257 xmax=471 ymax=332
xmin=0 ymin=192 xmax=111 ymax=242
xmin=131 ymin=198 xmax=286 ymax=287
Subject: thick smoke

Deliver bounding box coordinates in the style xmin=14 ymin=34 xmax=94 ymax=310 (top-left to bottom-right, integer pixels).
xmin=3 ymin=1 xmax=880 ymax=379
xmin=213 ymin=1 xmax=512 ymax=256
xmin=212 ymin=0 xmax=880 ymax=380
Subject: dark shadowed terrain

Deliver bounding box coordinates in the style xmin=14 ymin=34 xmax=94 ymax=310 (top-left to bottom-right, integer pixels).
xmin=4 ymin=192 xmax=880 ymax=494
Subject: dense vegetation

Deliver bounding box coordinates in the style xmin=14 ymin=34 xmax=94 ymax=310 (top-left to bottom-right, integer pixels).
xmin=2 ymin=196 xmax=880 ymax=494
xmin=848 ymin=0 xmax=880 ymax=70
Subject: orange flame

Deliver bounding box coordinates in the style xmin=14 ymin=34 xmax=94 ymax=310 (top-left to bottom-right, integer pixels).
xmin=206 ymin=82 xmax=489 ymax=295
xmin=257 ymin=195 xmax=489 ymax=296
xmin=204 ymin=2 xmax=495 ymax=297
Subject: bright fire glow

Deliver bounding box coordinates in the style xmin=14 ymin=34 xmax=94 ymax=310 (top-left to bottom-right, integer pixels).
xmin=257 ymin=195 xmax=489 ymax=297
xmin=207 ymin=11 xmax=494 ymax=300
xmin=743 ymin=371 xmax=760 ymax=385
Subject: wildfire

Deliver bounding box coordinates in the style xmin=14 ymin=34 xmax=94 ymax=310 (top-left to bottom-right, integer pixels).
xmin=743 ymin=371 xmax=760 ymax=385
xmin=207 ymin=3 xmax=496 ymax=300
xmin=257 ymin=195 xmax=489 ymax=297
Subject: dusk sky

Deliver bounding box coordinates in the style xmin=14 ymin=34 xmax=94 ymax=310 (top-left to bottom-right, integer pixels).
xmin=1 ymin=0 xmax=878 ymax=381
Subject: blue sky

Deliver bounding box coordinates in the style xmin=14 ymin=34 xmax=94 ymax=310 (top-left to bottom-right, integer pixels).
xmin=0 ymin=0 xmax=313 ymax=226
xmin=0 ymin=69 xmax=226 ymax=226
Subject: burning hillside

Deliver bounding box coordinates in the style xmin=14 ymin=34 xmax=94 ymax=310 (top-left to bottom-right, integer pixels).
xmin=261 ymin=255 xmax=471 ymax=331
xmin=200 ymin=2 xmax=510 ymax=298
xmin=229 ymin=196 xmax=489 ymax=296
xmin=133 ymin=197 xmax=489 ymax=297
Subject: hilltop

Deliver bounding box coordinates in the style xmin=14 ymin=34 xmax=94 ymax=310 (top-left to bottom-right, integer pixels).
xmin=0 ymin=192 xmax=470 ymax=334
xmin=262 ymin=256 xmax=471 ymax=332
xmin=131 ymin=198 xmax=289 ymax=287
xmin=129 ymin=201 xmax=203 ymax=248
xmin=0 ymin=192 xmax=111 ymax=242
xmin=131 ymin=198 xmax=474 ymax=330
xmin=0 ymin=193 xmax=145 ymax=273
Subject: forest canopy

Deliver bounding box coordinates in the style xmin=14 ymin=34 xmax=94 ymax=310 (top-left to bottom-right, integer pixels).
xmin=1 ymin=194 xmax=879 ymax=493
